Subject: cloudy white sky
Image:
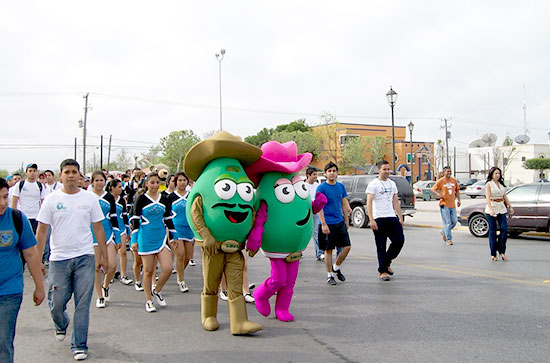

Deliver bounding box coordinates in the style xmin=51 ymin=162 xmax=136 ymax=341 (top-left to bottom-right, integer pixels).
xmin=1 ymin=0 xmax=549 ymax=172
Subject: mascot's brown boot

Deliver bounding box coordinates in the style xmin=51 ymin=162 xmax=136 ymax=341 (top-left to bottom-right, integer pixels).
xmin=201 ymin=293 xmax=219 ymax=331
xmin=228 ymin=295 xmax=262 ymax=335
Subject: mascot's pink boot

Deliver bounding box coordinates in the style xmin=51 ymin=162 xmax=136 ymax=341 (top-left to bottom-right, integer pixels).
xmin=274 ymin=260 xmax=299 ymax=322
xmin=254 ymin=259 xmax=300 ymax=322
xmin=253 ymin=259 xmax=287 ymax=317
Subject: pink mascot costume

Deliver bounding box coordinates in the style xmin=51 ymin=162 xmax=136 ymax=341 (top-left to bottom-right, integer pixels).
xmin=246 ymin=141 xmax=326 ymax=321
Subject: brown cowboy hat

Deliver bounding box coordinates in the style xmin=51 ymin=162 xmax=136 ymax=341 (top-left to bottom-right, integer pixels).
xmin=183 ymin=131 xmax=262 ymax=181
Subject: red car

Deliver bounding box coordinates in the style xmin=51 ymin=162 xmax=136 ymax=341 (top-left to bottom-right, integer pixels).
xmin=458 ymin=183 xmax=550 ymax=237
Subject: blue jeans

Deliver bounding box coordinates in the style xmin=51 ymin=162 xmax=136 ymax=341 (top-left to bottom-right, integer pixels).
xmin=440 ymin=206 xmax=457 ymax=242
xmin=43 ymin=226 xmax=52 ymax=263
xmin=0 ymin=293 xmax=23 ymax=363
xmin=486 ymin=213 xmax=508 ymax=256
xmin=48 ymin=254 xmax=95 ymax=353
xmin=312 ymin=214 xmax=323 ymax=258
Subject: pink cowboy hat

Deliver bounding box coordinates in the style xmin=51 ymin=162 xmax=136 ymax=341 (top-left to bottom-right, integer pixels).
xmin=246 ymin=141 xmax=312 ymax=185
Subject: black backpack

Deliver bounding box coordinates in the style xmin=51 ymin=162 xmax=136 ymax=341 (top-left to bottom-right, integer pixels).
xmin=19 ymin=180 xmax=43 ymax=194
xmin=12 ymin=208 xmax=23 ymax=237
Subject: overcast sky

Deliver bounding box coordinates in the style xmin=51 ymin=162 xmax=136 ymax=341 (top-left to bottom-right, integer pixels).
xmin=1 ymin=0 xmax=549 ymax=172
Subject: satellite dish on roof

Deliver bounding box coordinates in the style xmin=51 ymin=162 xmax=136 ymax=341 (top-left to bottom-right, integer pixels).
xmin=514 ymin=134 xmax=530 ymax=144
xmin=469 ymin=139 xmax=487 ymax=148
xmin=481 ymin=133 xmax=498 ymax=146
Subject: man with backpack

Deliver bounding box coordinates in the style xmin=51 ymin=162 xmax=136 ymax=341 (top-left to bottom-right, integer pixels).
xmin=0 ymin=177 xmax=45 ymax=363
xmin=11 ymin=163 xmax=45 ymax=233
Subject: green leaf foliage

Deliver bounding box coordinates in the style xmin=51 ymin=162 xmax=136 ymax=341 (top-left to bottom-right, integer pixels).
xmin=159 ymin=130 xmax=201 ymax=172
xmin=271 ymin=130 xmax=320 ymax=158
xmin=523 ymin=158 xmax=550 ymax=171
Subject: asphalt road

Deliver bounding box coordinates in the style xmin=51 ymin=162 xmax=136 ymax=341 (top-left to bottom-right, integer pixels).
xmin=14 ymin=226 xmax=550 ymax=363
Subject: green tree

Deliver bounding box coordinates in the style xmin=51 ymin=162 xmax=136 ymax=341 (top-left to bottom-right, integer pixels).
xmin=271 ymin=130 xmax=320 ymax=159
xmin=274 ymin=119 xmax=311 ymax=133
xmin=524 ymin=158 xmax=550 ymax=178
xmin=314 ymin=111 xmax=340 ymax=164
xmin=138 ymin=145 xmax=162 ymax=169
xmin=0 ymin=169 xmax=9 ymax=178
xmin=363 ymin=136 xmax=389 ymax=165
xmin=502 ymin=135 xmax=514 ymax=146
xmin=341 ymin=136 xmax=366 ymax=172
xmin=105 ymin=149 xmax=133 ymax=172
xmin=245 ymin=119 xmax=313 ymax=147
xmin=245 ymin=127 xmax=273 ymax=147
xmin=159 ymin=130 xmax=201 ymax=171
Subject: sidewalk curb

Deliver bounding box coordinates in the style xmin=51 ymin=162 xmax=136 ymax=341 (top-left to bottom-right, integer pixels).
xmin=406 ymin=223 xmax=468 ymax=231
xmin=405 ymin=223 xmax=550 ymax=237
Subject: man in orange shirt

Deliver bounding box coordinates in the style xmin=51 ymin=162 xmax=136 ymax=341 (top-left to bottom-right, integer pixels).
xmin=431 ymin=166 xmax=461 ymax=245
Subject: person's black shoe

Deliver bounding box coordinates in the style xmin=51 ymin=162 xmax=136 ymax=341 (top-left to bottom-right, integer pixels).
xmin=332 ymin=267 xmax=346 ymax=281
xmin=327 ymin=276 xmax=337 ymax=285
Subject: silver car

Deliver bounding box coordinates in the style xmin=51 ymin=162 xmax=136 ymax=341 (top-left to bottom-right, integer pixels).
xmin=465 ymin=180 xmax=486 ymax=199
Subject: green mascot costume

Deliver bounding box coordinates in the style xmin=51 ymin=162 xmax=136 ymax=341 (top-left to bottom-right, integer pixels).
xmin=184 ymin=131 xmax=262 ymax=335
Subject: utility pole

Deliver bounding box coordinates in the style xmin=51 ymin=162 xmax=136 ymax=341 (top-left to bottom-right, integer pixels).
xmin=82 ymin=93 xmax=89 ymax=175
xmin=441 ymin=118 xmax=451 ymax=167
xmin=453 ymin=147 xmax=457 ymax=177
xmin=74 ymin=137 xmax=77 ymax=160
xmin=100 ymin=135 xmax=104 ymax=169
xmin=107 ymin=134 xmax=112 ymax=169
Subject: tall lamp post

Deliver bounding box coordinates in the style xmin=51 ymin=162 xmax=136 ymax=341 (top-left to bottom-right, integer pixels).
xmin=408 ymin=121 xmax=415 ymax=186
xmin=215 ymin=48 xmax=226 ymax=131
xmin=386 ymin=86 xmax=398 ymax=173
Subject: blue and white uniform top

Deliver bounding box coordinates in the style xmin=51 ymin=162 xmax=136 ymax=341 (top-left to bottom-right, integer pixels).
xmin=91 ymin=191 xmax=120 ymax=245
xmin=130 ymin=193 xmax=176 ymax=255
xmin=167 ymin=190 xmax=194 ymax=242
xmin=115 ymin=195 xmax=130 ymax=237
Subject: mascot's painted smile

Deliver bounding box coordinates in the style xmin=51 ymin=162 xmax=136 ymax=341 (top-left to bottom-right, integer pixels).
xmin=296 ymin=209 xmax=311 ymax=226
xmin=212 ymin=202 xmax=253 ymax=223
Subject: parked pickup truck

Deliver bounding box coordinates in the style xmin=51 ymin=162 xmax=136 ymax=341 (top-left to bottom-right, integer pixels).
xmin=337 ymin=174 xmax=416 ymax=228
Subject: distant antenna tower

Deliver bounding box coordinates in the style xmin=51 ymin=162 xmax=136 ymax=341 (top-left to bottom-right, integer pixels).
xmin=515 ymin=84 xmax=530 ymax=144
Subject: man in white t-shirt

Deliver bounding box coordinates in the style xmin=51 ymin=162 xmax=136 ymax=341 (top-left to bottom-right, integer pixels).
xmin=304 ymin=167 xmax=324 ymax=261
xmin=11 ymin=164 xmax=45 ymax=233
xmin=366 ymin=160 xmax=405 ymax=281
xmin=35 ymin=159 xmax=107 ymax=361
xmin=7 ymin=174 xmax=21 ymax=209
xmin=41 ymin=169 xmax=63 ymax=264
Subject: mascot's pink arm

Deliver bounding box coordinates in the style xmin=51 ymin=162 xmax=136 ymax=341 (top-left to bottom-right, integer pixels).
xmin=246 ymin=201 xmax=267 ymax=253
xmin=312 ymin=192 xmax=327 ymax=214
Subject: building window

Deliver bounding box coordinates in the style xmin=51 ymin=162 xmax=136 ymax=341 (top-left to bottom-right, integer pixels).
xmin=521 ymin=156 xmax=526 ymax=161
xmin=421 ymin=154 xmax=429 ymax=164
xmin=339 ymin=134 xmax=360 ymax=147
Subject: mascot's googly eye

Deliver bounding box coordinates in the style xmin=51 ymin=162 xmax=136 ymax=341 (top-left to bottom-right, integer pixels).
xmin=237 ymin=183 xmax=254 ymax=202
xmin=214 ymin=179 xmax=237 ymax=200
xmin=293 ymin=181 xmax=309 ymax=199
xmin=274 ymin=183 xmax=295 ymax=204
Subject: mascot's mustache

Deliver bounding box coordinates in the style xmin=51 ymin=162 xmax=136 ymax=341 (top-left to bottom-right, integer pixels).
xmin=212 ymin=202 xmax=253 ymax=211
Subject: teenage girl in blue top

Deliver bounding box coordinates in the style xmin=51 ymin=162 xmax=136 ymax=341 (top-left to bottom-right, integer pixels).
xmin=167 ymin=171 xmax=194 ymax=293
xmin=131 ymin=172 xmax=176 ymax=312
xmin=90 ymin=171 xmax=120 ymax=309
xmin=107 ymin=179 xmax=133 ymax=286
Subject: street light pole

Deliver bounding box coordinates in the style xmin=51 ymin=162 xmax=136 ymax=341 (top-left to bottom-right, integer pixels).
xmin=408 ymin=121 xmax=415 ymax=186
xmin=215 ymin=48 xmax=226 ymax=131
xmin=386 ymin=87 xmax=398 ymax=173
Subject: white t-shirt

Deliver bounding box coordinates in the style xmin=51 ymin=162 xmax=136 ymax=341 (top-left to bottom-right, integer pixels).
xmin=44 ymin=182 xmax=63 ymax=197
xmin=37 ymin=189 xmax=104 ymax=261
xmin=12 ymin=180 xmax=46 ymax=219
xmin=305 ymin=181 xmax=319 ymax=200
xmin=8 ymin=186 xmax=17 ymax=209
xmin=366 ymin=178 xmax=398 ymax=219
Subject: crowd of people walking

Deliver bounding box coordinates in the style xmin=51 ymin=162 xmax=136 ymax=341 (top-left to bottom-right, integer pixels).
xmin=0 ymin=158 xmax=516 ymax=362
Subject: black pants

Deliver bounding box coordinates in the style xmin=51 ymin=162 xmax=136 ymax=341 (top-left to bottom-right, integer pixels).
xmin=372 ymin=217 xmax=405 ymax=273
